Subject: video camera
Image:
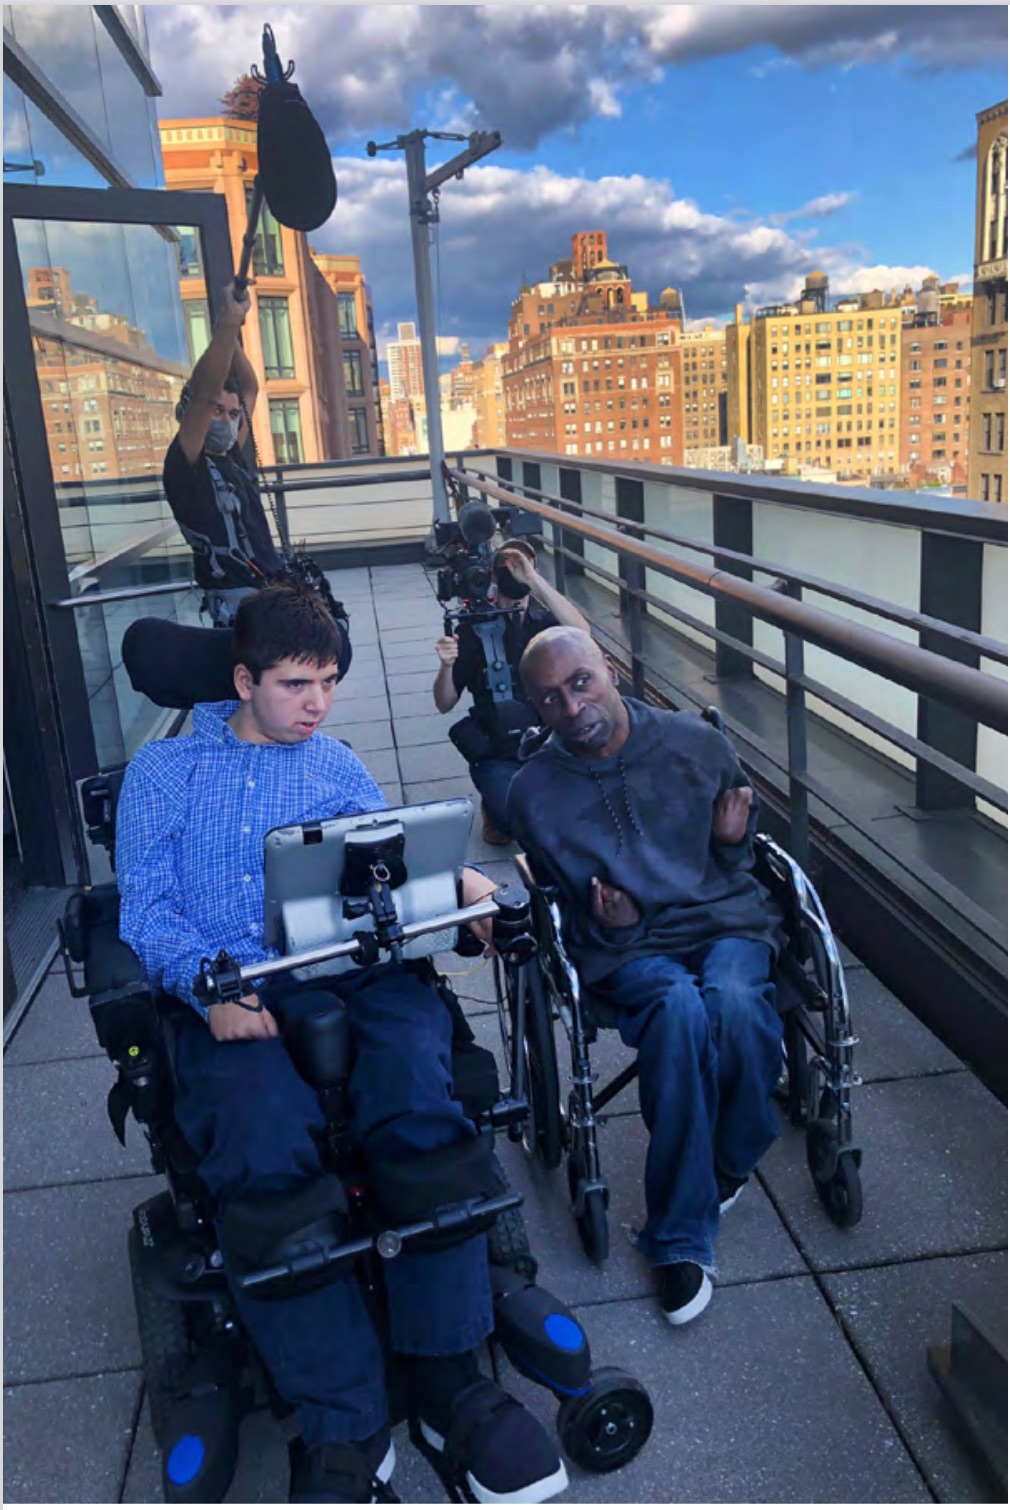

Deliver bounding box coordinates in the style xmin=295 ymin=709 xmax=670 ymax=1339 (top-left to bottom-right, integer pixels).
xmin=429 ymin=498 xmax=539 ymax=617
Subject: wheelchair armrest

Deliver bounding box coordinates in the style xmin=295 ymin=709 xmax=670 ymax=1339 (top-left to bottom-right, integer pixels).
xmin=514 ymin=852 xmax=557 ymax=901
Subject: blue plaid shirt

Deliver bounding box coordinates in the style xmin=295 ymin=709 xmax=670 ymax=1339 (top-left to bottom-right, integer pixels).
xmin=116 ymin=701 xmax=387 ymax=1018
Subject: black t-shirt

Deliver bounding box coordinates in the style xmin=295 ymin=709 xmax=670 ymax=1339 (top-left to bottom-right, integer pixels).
xmin=452 ymin=600 xmax=558 ymax=730
xmin=163 ymin=436 xmax=282 ymax=590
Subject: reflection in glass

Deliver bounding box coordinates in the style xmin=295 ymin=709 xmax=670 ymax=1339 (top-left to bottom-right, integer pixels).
xmin=337 ymin=291 xmax=359 ymax=339
xmin=269 ymin=398 xmax=303 ymax=464
xmin=177 ymin=227 xmax=204 ymax=279
xmin=6 ymin=6 xmax=110 ymax=157
xmin=93 ymin=17 xmax=159 ymax=187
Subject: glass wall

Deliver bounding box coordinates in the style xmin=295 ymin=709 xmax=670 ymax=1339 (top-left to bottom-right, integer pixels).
xmin=3 ymin=4 xmax=163 ymax=189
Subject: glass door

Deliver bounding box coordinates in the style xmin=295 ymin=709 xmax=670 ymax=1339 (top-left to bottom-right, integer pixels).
xmin=3 ymin=183 xmax=233 ymax=878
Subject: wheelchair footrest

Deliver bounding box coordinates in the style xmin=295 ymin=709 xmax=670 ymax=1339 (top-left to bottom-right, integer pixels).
xmin=491 ymin=1270 xmax=592 ymax=1398
xmin=160 ymin=1340 xmax=246 ymax=1503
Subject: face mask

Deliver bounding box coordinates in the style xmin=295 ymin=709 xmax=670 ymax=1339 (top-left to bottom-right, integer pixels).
xmin=206 ymin=417 xmax=239 ymax=452
xmin=494 ymin=565 xmax=529 ymax=602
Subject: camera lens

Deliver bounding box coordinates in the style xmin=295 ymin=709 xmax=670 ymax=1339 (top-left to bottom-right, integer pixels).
xmin=462 ymin=562 xmax=492 ymax=597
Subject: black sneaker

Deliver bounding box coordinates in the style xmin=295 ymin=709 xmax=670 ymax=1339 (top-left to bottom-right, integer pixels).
xmin=414 ymin=1376 xmax=568 ymax=1503
xmin=288 ymin=1428 xmax=396 ymax=1503
xmin=658 ymin=1261 xmax=713 ymax=1325
xmin=717 ymin=1169 xmax=749 ymax=1215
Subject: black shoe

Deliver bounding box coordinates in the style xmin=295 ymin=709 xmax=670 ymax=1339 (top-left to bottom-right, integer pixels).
xmin=413 ymin=1375 xmax=567 ymax=1503
xmin=716 ymin=1169 xmax=749 ymax=1215
xmin=288 ymin=1429 xmax=396 ymax=1503
xmin=658 ymin=1261 xmax=713 ymax=1325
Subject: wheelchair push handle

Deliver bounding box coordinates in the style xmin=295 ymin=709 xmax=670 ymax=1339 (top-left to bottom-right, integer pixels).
xmin=194 ymin=886 xmax=529 ymax=1006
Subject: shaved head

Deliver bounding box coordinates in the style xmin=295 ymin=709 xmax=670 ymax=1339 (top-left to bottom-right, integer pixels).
xmin=520 ymin=627 xmax=629 ymax=757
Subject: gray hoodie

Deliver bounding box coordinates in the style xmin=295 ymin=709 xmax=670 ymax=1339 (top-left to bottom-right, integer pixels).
xmin=506 ymin=699 xmax=781 ymax=985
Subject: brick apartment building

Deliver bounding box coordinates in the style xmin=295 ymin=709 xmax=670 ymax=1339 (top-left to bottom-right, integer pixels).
xmin=968 ymin=100 xmax=1008 ymax=504
xmin=310 ymin=251 xmax=384 ymax=456
xmin=159 ymin=117 xmax=380 ymax=465
xmin=679 ymin=323 xmax=728 ymax=463
xmin=503 ymin=232 xmax=686 ymax=464
xmin=899 ymin=278 xmax=972 ymax=488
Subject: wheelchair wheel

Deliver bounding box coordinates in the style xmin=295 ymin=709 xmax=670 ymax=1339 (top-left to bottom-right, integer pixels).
xmin=556 ymin=1367 xmax=653 ymax=1473
xmin=129 ymin=1226 xmax=193 ymax=1439
xmin=567 ymin=1153 xmax=609 ymax=1266
xmin=806 ymin=1090 xmax=863 ymax=1229
xmin=487 ymin=1203 xmax=538 ymax=1283
xmin=505 ymin=962 xmax=564 ymax=1170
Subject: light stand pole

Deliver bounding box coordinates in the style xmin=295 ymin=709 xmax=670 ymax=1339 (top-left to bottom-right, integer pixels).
xmin=367 ymin=128 xmax=501 ymax=525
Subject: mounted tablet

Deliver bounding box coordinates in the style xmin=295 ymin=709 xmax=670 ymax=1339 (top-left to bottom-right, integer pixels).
xmin=262 ymin=800 xmax=475 ymax=978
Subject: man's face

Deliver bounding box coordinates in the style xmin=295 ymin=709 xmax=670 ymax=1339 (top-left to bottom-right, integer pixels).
xmin=205 ymin=389 xmax=242 ymax=453
xmin=236 ymin=656 xmax=340 ymax=744
xmin=523 ymin=641 xmax=627 ymax=756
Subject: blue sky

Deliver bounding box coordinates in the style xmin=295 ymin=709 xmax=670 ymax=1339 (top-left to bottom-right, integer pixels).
xmin=140 ymin=5 xmax=1007 ymax=360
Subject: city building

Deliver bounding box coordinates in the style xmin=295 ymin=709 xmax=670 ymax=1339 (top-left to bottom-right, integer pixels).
xmin=679 ymin=324 xmax=728 ymax=464
xmin=725 ymin=271 xmax=905 ymax=481
xmin=471 ymin=342 xmax=508 ymax=449
xmin=968 ymin=100 xmax=1008 ymax=504
xmin=386 ymin=320 xmax=425 ymax=403
xmin=503 ymin=232 xmax=685 ymax=464
xmin=311 ymin=251 xmax=385 ymax=456
xmin=159 ymin=115 xmax=379 ymax=464
xmin=899 ymin=278 xmax=972 ymax=489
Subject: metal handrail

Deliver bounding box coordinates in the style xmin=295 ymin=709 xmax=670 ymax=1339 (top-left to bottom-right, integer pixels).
xmin=449 ymin=467 xmax=1008 ymax=735
xmin=463 ymin=465 xmax=1008 ymax=663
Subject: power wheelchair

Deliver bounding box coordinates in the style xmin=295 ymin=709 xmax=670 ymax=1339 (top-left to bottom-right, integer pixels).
xmin=56 ymin=618 xmax=655 ymax=1503
xmin=493 ymin=708 xmax=864 ymax=1267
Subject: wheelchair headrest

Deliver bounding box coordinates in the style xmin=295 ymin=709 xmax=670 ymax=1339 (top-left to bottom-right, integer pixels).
xmin=122 ymin=619 xmax=237 ymax=710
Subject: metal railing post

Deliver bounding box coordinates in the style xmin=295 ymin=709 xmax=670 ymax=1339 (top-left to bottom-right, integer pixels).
xmin=713 ymin=491 xmax=754 ymax=679
xmin=779 ymin=579 xmax=810 ymax=871
xmin=616 ymin=476 xmax=647 ymax=698
xmin=558 ymin=466 xmax=586 ymax=580
xmin=916 ymin=533 xmax=982 ymax=810
xmin=273 ymin=466 xmax=291 ymax=554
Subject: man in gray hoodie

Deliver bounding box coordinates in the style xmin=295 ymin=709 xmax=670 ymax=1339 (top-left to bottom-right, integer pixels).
xmin=507 ymin=628 xmax=782 ymax=1326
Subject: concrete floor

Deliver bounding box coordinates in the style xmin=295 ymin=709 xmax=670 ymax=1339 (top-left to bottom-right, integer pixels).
xmin=4 ymin=563 xmax=1007 ymax=1504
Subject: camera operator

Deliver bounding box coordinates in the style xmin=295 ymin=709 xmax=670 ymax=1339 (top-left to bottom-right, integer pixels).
xmin=433 ymin=539 xmax=590 ymax=845
xmin=163 ymin=281 xmax=282 ymax=628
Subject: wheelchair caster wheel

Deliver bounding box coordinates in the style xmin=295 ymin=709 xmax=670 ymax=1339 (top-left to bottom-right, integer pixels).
xmin=812 ymin=1147 xmax=863 ymax=1228
xmin=556 ymin=1367 xmax=653 ymax=1473
xmin=568 ymin=1160 xmax=609 ymax=1265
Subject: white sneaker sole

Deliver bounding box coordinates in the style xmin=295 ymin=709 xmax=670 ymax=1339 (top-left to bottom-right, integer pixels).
xmin=374 ymin=1441 xmax=396 ymax=1485
xmin=719 ymin=1185 xmax=746 ymax=1215
xmin=418 ymin=1419 xmax=569 ymax=1503
xmin=662 ymin=1271 xmax=713 ymax=1325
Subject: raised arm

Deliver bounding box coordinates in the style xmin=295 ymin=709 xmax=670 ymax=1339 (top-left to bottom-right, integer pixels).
xmin=177 ymin=282 xmax=251 ymax=464
xmin=496 ymin=549 xmax=590 ymax=634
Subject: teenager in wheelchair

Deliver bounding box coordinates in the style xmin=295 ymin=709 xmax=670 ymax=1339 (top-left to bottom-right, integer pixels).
xmin=58 ymin=589 xmax=654 ymax=1505
xmin=500 ymin=627 xmax=863 ymax=1316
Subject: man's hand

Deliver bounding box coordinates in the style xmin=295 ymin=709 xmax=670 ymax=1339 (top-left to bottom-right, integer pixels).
xmin=461 ymin=864 xmax=497 ymax=952
xmin=712 ymin=786 xmax=753 ymax=844
xmin=218 ymin=281 xmax=251 ymax=330
xmin=208 ymin=994 xmax=279 ymax=1042
xmin=496 ymin=548 xmax=538 ymax=592
xmin=435 ymin=634 xmax=460 ymax=666
xmin=590 ymin=876 xmax=641 ymax=930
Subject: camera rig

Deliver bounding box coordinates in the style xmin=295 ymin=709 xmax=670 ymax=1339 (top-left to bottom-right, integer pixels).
xmin=426 ymin=484 xmax=542 ymax=722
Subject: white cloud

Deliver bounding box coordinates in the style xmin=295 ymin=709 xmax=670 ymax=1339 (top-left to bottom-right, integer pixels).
xmin=148 ymin=5 xmax=1006 ymax=152
xmin=313 ymin=156 xmax=962 ymax=350
xmin=769 ymin=191 xmax=856 ymax=225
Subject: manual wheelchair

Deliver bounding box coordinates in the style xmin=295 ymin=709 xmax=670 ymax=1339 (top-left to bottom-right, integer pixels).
xmin=55 ymin=618 xmax=655 ymax=1503
xmin=491 ymin=708 xmax=864 ymax=1268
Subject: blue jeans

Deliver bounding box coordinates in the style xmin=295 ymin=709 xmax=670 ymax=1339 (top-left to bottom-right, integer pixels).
xmin=469 ymin=756 xmax=521 ymax=834
xmin=174 ymin=965 xmax=494 ymax=1447
xmin=598 ymin=939 xmax=782 ymax=1271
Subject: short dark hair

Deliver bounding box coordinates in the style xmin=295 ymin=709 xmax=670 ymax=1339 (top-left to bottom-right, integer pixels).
xmin=493 ymin=537 xmax=536 ymax=568
xmin=232 ymin=585 xmax=346 ymax=683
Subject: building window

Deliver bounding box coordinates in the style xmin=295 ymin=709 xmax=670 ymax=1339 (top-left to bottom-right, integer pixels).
xmin=183 ymin=299 xmax=211 ymax=365
xmin=348 ymin=407 xmax=370 ymax=454
xmin=245 ymin=187 xmax=285 ymax=276
xmin=343 ymin=350 xmax=365 ymax=396
xmin=269 ymin=398 xmax=303 ymax=464
xmin=337 ymin=292 xmax=359 ymax=339
xmin=259 ymin=297 xmax=295 ymax=379
xmin=176 ymin=228 xmax=203 ymax=279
